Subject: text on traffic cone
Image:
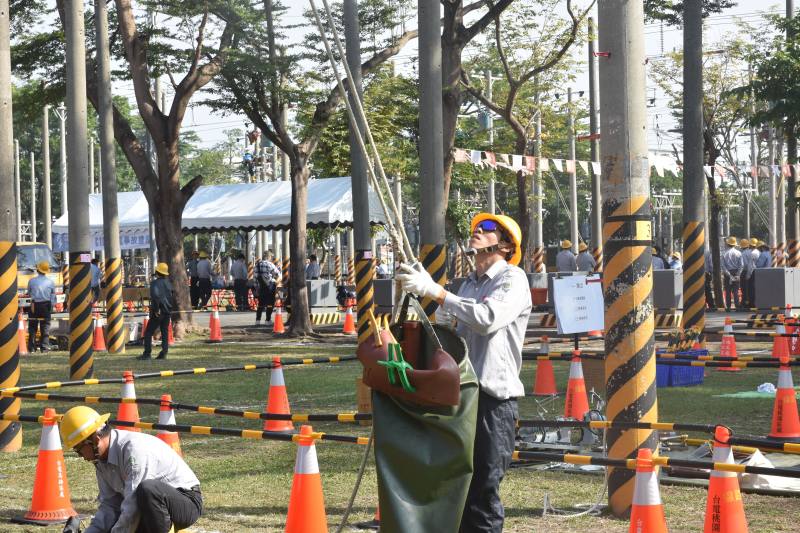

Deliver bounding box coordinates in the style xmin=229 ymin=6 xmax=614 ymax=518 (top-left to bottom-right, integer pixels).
xmin=533 ymin=337 xmax=557 ymax=395
xmin=768 ymin=356 xmax=800 ymax=441
xmin=704 ymin=426 xmax=748 ymax=533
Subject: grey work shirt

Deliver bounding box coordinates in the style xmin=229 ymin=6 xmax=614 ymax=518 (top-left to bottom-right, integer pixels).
xmin=230 ymin=259 xmax=248 ymax=280
xmin=196 ymin=259 xmax=212 ymax=279
xmin=441 ymin=260 xmax=532 ymax=400
xmin=84 ymin=430 xmax=200 ymax=533
xmin=556 ymin=250 xmax=578 ymax=272
xmin=721 ymin=247 xmax=743 ymax=277
xmin=742 ymin=247 xmax=755 ymax=277
xmin=28 ymin=274 xmax=55 ymax=304
xmin=576 ymin=251 xmax=596 ymax=272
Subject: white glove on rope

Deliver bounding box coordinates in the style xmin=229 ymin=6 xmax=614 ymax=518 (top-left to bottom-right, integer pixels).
xmin=396 ymin=263 xmax=445 ymax=301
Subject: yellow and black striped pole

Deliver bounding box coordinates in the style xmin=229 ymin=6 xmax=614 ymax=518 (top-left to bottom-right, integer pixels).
xmin=592 ymin=246 xmax=603 ymax=272
xmin=419 ymin=244 xmax=446 ymax=320
xmin=335 ymin=254 xmax=342 ymax=285
xmin=103 ymin=257 xmax=124 ymax=353
xmin=598 ymin=1 xmax=656 ymax=518
xmin=0 ymin=243 xmax=21 ymax=451
xmin=282 ymin=258 xmax=290 ymax=290
xmin=681 ymin=222 xmax=705 ymax=344
xmin=355 ymin=251 xmax=375 ymax=344
xmin=788 ymin=239 xmax=800 ymax=268
xmin=69 ymin=257 xmax=94 ymax=379
xmin=532 ymin=246 xmax=546 ymax=273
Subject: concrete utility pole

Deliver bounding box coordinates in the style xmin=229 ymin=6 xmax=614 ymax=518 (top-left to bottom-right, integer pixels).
xmin=96 ymin=0 xmax=124 ymax=354
xmin=66 ymin=0 xmax=94 ymax=379
xmin=787 ymin=0 xmax=799 ymax=266
xmin=532 ymin=91 xmax=544 ymax=273
xmin=88 ymin=137 xmax=94 ymax=194
xmin=568 ymin=88 xmax=578 ymax=253
xmin=55 ymin=103 xmax=67 ymax=216
xmin=769 ymin=127 xmax=777 ymax=252
xmin=486 ymin=70 xmax=496 ymax=214
xmin=43 ymin=105 xmax=52 ymax=248
xmin=13 ymin=139 xmax=20 ymax=241
xmin=598 ymin=0 xmax=657 ymax=518
xmin=0 ymin=0 xmax=22 ymax=453
xmin=280 ymin=105 xmax=290 ymax=288
xmin=344 ymin=0 xmax=375 ymax=342
xmin=777 ymin=132 xmax=786 ymax=263
xmin=588 ymin=16 xmax=602 ymax=271
xmin=30 ymin=152 xmax=36 ymax=242
xmin=418 ymin=0 xmax=446 ymax=319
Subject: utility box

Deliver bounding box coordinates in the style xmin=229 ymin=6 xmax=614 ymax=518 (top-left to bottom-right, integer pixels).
xmin=653 ymin=269 xmax=683 ymax=310
xmin=754 ymin=268 xmax=800 ymax=309
xmin=373 ymin=279 xmax=395 ymax=309
xmin=306 ymin=280 xmax=338 ymax=309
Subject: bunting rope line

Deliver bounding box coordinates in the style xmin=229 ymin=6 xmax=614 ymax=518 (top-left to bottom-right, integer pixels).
xmin=0 ymin=355 xmax=359 ymax=393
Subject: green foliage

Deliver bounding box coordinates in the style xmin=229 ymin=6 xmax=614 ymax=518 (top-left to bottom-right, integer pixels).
xmin=643 ymin=0 xmax=736 ymax=25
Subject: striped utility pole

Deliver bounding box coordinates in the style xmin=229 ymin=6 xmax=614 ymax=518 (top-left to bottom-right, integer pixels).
xmin=96 ymin=0 xmax=123 ymax=353
xmin=531 ymin=90 xmax=545 ymax=273
xmin=0 ymin=0 xmax=21 ymax=452
xmin=66 ymin=0 xmax=94 ymax=379
xmin=588 ymin=16 xmax=602 ymax=271
xmin=598 ymin=0 xmax=657 ymax=518
xmin=786 ymin=0 xmax=799 ymax=267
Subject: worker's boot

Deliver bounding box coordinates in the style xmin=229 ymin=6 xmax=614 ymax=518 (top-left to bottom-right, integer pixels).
xmin=136 ymin=353 xmax=151 ymax=361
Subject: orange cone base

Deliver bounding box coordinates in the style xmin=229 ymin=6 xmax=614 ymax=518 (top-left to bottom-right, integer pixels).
xmin=285 ymin=476 xmax=328 ymax=533
xmin=533 ymin=360 xmax=558 ymax=396
xmin=630 ymin=505 xmax=668 ymax=533
xmin=768 ymin=390 xmax=800 ymax=442
xmin=704 ymin=476 xmax=748 ymax=533
xmin=564 ymin=378 xmax=590 ymax=420
xmin=157 ymin=433 xmax=183 ymax=456
xmin=273 ymin=312 xmax=285 ymax=334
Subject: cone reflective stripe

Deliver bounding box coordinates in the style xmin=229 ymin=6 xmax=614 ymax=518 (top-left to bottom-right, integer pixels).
xmin=768 ymin=356 xmax=800 ymax=441
xmin=533 ymin=337 xmax=557 ymax=395
xmin=264 ymin=357 xmax=293 ymax=432
xmin=629 ymin=448 xmax=667 ymax=533
xmin=18 ymin=312 xmax=28 ymax=355
xmin=719 ymin=318 xmax=740 ymax=372
xmin=15 ymin=408 xmax=77 ymax=525
xmin=273 ymin=301 xmax=285 ymax=334
xmin=92 ymin=314 xmax=107 ymax=352
xmin=342 ymin=302 xmax=356 ymax=335
xmin=564 ymin=351 xmax=589 ymax=419
xmin=156 ymin=394 xmax=182 ymax=456
xmin=285 ymin=425 xmax=328 ymax=533
xmin=116 ymin=370 xmax=140 ymax=432
xmin=704 ymin=426 xmax=748 ymax=533
xmin=208 ymin=309 xmax=222 ymax=343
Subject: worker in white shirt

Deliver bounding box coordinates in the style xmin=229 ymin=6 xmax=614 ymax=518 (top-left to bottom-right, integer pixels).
xmin=576 ymin=243 xmax=596 ymax=271
xmin=196 ymin=251 xmax=213 ymax=309
xmin=27 ymin=260 xmax=56 ymax=352
xmin=721 ymin=236 xmax=743 ymax=311
xmin=555 ymin=240 xmax=578 ymax=272
xmin=230 ymin=253 xmax=249 ymax=311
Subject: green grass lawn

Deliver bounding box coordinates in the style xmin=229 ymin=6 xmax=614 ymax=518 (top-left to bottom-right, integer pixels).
xmin=1 ymin=337 xmax=798 ymax=532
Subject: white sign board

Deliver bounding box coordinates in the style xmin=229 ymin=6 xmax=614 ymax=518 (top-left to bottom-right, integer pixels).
xmin=553 ymin=274 xmax=604 ymax=335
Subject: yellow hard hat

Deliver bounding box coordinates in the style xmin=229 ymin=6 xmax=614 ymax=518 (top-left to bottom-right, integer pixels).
xmin=470 ymin=213 xmax=523 ymax=266
xmin=652 ymin=247 xmax=658 ymax=254
xmin=578 ymin=243 xmax=588 ymax=252
xmin=198 ymin=251 xmax=209 ymax=259
xmin=560 ymin=240 xmax=572 ymax=250
xmin=59 ymin=406 xmax=111 ymax=449
xmin=671 ymin=251 xmax=681 ymax=260
xmin=749 ymin=238 xmax=759 ymax=247
xmin=36 ymin=261 xmax=50 ymax=274
xmin=725 ymin=237 xmax=737 ymax=246
xmin=155 ymin=262 xmax=169 ymax=276
xmin=739 ymin=238 xmax=749 ymax=248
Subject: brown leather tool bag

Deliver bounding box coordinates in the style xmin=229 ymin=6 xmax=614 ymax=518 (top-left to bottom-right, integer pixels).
xmin=357 ymin=295 xmax=461 ymax=407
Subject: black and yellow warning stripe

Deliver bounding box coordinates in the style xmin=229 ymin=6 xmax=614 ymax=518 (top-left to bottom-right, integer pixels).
xmin=104 ymin=257 xmax=125 ymax=354
xmin=654 ymin=312 xmax=682 ymax=328
xmin=680 ymin=221 xmax=706 ymax=344
xmin=788 ymin=239 xmax=799 ymax=267
xmin=539 ymin=313 xmax=556 ymax=327
xmin=0 ymin=242 xmax=21 ymax=451
xmin=683 ymin=436 xmax=800 ymax=456
xmin=518 ymin=418 xmax=715 ymax=433
xmin=656 ymin=353 xmax=797 ymax=362
xmin=601 ymin=195 xmax=658 ymax=516
xmin=347 ymin=256 xmax=355 ymax=285
xmin=355 ymin=251 xmax=375 ymax=344
xmin=592 ymin=245 xmax=603 ymax=272
xmin=69 ymin=257 xmax=94 ymax=379
xmin=712 ymin=330 xmax=800 ymax=338
xmin=419 ymin=244 xmax=446 ymax=319
xmin=334 ymin=254 xmax=342 ymax=284
xmin=0 ymin=355 xmax=358 ymax=394
xmin=310 ymin=312 xmax=341 ymax=325
xmin=532 ymin=246 xmax=546 ymax=273
xmin=281 ymin=258 xmax=290 ymax=288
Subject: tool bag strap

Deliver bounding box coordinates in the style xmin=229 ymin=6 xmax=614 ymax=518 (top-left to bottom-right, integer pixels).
xmin=395 ymin=293 xmax=442 ymax=350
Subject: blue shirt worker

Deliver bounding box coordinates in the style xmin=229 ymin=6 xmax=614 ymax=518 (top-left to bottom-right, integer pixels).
xmin=397 ymin=213 xmax=531 ymax=533
xmin=721 ymin=237 xmax=743 ymax=311
xmin=90 ymin=258 xmax=102 ymax=304
xmin=138 ymin=263 xmax=174 ymax=360
xmin=230 ymin=253 xmax=249 ymax=311
xmin=195 ymin=251 xmax=213 ymax=309
xmin=305 ymin=254 xmax=321 ymax=280
xmin=669 ymin=251 xmax=682 ymax=271
xmin=60 ymin=406 xmax=202 ymax=533
xmin=576 ymin=242 xmax=596 ymax=271
xmin=756 ymin=242 xmax=771 ymax=268
xmin=28 ymin=260 xmax=55 ymax=352
xmin=556 ymin=240 xmax=578 ymax=272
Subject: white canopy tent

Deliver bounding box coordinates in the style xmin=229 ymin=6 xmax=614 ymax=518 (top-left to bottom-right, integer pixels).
xmin=52 ymin=177 xmax=389 ymax=252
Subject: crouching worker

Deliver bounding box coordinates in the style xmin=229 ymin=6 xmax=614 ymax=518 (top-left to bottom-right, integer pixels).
xmin=396 ymin=213 xmax=532 ymax=533
xmin=60 ymin=406 xmax=203 ymax=533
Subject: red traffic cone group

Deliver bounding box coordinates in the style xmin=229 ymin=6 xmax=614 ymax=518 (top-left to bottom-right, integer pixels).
xmin=342 ymin=298 xmax=356 ymax=335
xmin=533 ymin=336 xmax=557 ymax=396
xmin=704 ymin=426 xmax=748 ymax=532
xmin=564 ymin=350 xmax=589 ymax=420
xmin=264 ymin=357 xmax=293 ymax=432
xmin=629 ymin=447 xmax=668 ymax=533
xmin=719 ymin=318 xmax=740 ymax=372
xmin=17 ymin=312 xmax=28 ymax=355
xmin=768 ymin=356 xmax=800 ymax=442
xmin=285 ymin=425 xmax=328 ymax=533
xmin=156 ymin=394 xmax=183 ymax=456
xmin=273 ymin=300 xmax=286 ymax=334
xmin=208 ymin=308 xmax=222 ymax=343
xmin=13 ymin=408 xmax=77 ymax=525
xmin=116 ymin=370 xmax=141 ymax=432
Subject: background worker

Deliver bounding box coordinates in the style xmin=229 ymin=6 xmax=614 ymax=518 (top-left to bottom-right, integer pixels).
xmin=748 ymin=238 xmax=761 ymax=307
xmin=721 ymin=236 xmax=743 ymax=311
xmin=90 ymin=258 xmax=102 ymax=304
xmin=739 ymin=238 xmax=753 ymax=308
xmin=230 ymin=252 xmax=249 ymax=311
xmin=60 ymin=406 xmax=202 ymax=533
xmin=556 ymin=239 xmax=577 ymax=272
xmin=576 ymin=242 xmax=596 ymax=271
xmin=397 ymin=213 xmax=532 ymax=533
xmin=651 ymin=246 xmax=666 ymax=270
xmin=138 ymin=263 xmax=174 ymax=360
xmin=756 ymin=241 xmax=771 ymax=269
xmin=187 ymin=250 xmax=200 ymax=308
xmin=196 ymin=251 xmax=212 ymax=309
xmin=669 ymin=251 xmax=682 ymax=271
xmin=305 ymin=254 xmax=321 ymax=280
xmin=28 ymin=260 xmax=55 ymax=353
xmin=704 ymin=247 xmax=716 ymax=309
xmin=254 ymin=251 xmax=281 ymax=326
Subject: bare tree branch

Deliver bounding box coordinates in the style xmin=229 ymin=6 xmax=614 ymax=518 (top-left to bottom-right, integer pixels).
xmin=462 ymin=0 xmax=516 ymax=44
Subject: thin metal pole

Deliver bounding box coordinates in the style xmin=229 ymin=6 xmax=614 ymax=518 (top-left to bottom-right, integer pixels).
xmin=13 ymin=138 xmax=20 ymax=241
xmin=486 ymin=70 xmax=496 ymax=214
xmin=769 ymin=127 xmax=777 ymax=250
xmin=588 ymin=16 xmax=602 ymax=271
xmin=88 ymin=137 xmax=94 ymax=194
xmin=29 ymin=152 xmax=36 ymax=242
xmin=55 ymin=103 xmax=67 ymax=216
xmin=43 ymin=105 xmax=52 ymax=248
xmin=568 ymin=88 xmax=578 ymax=253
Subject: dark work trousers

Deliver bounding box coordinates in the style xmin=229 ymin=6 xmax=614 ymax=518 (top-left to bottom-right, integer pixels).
xmin=198 ymin=278 xmax=212 ymax=309
xmin=256 ymin=283 xmax=276 ymax=322
xmin=28 ymin=302 xmax=52 ymax=352
xmin=705 ymin=273 xmax=716 ymax=309
xmin=749 ymin=273 xmax=757 ymax=308
xmin=190 ymin=276 xmax=199 ymax=308
xmin=741 ymin=274 xmax=751 ymax=308
xmin=460 ymin=391 xmax=518 ymax=533
xmin=143 ymin=313 xmax=171 ymax=358
xmin=723 ymin=273 xmax=740 ymax=311
xmin=233 ymin=279 xmax=248 ymax=311
xmin=135 ymin=479 xmax=202 ymax=533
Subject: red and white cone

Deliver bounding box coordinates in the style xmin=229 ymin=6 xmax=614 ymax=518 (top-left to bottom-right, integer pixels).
xmin=116 ymin=370 xmax=141 ymax=432
xmin=285 ymin=425 xmax=328 ymax=533
xmin=704 ymin=426 xmax=748 ymax=532
xmin=719 ymin=318 xmax=740 ymax=372
xmin=629 ymin=448 xmax=668 ymax=533
xmin=533 ymin=336 xmax=557 ymax=396
xmin=156 ymin=394 xmax=183 ymax=456
xmin=264 ymin=357 xmax=293 ymax=432
xmin=564 ymin=351 xmax=589 ymax=420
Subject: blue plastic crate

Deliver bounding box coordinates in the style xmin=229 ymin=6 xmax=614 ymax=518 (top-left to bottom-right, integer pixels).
xmin=669 ymin=365 xmax=704 ymax=387
xmin=656 ymin=364 xmax=671 ymax=387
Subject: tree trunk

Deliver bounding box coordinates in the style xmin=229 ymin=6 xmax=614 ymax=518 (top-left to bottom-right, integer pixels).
xmin=706 ymin=176 xmax=725 ymax=308
xmin=288 ymin=160 xmax=313 ymax=335
xmin=441 ymin=2 xmax=465 ymax=202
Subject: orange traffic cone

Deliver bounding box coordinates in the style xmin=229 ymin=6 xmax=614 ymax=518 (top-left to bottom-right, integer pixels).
xmin=93 ymin=314 xmax=107 ymax=352
xmin=17 ymin=312 xmax=28 ymax=355
xmin=342 ymin=301 xmax=356 ymax=335
xmin=629 ymin=447 xmax=668 ymax=533
xmin=116 ymin=370 xmax=141 ymax=432
xmin=167 ymin=320 xmax=175 ymax=346
xmin=142 ymin=316 xmax=149 ymax=338
xmin=208 ymin=308 xmax=222 ymax=343
xmin=772 ymin=317 xmax=790 ymax=359
xmin=533 ymin=336 xmax=557 ymax=396
xmin=126 ymin=300 xmax=134 ymax=312
xmin=704 ymin=426 xmax=748 ymax=532
xmin=264 ymin=357 xmax=293 ymax=432
xmin=13 ymin=408 xmax=77 ymax=525
xmin=719 ymin=318 xmax=740 ymax=372
xmin=285 ymin=425 xmax=328 ymax=533
xmin=564 ymin=350 xmax=589 ymax=420
xmin=768 ymin=356 xmax=800 ymax=442
xmin=273 ymin=300 xmax=286 ymax=334
xmin=156 ymin=394 xmax=183 ymax=456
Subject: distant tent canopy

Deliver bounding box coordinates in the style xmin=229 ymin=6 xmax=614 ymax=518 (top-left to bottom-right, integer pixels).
xmin=51 ymin=177 xmax=388 ymax=252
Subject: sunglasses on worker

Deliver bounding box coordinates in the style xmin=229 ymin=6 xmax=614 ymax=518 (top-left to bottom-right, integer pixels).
xmin=475 ymin=220 xmax=501 ymax=232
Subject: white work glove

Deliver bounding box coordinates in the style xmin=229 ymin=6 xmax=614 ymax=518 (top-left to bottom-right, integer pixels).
xmin=396 ymin=263 xmax=445 ymax=301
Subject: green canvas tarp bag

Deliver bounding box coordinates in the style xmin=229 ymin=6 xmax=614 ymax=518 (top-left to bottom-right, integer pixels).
xmin=359 ymin=295 xmax=479 ymax=532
